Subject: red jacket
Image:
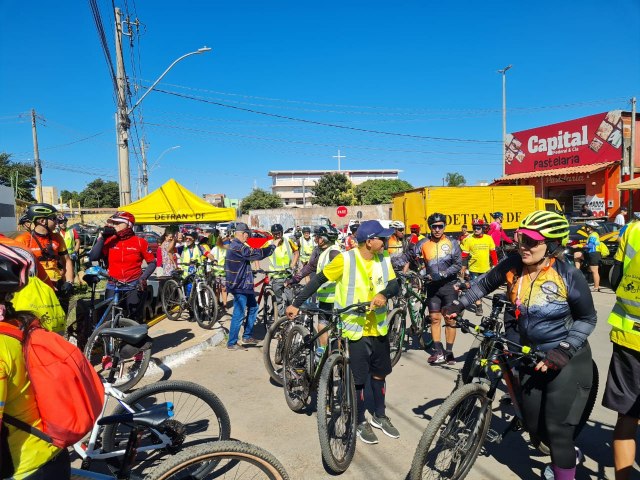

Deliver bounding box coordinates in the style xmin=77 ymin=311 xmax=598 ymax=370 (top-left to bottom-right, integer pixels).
xmin=102 ymin=235 xmax=155 ymax=283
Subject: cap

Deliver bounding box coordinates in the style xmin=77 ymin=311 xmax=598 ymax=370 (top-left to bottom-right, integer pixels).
xmin=234 ymin=222 xmax=252 ymax=233
xmin=621 ymin=206 xmax=628 ymax=212
xmin=410 ymin=224 xmax=420 ymax=230
xmin=108 ymin=211 xmax=135 ymax=227
xmin=516 ymin=228 xmax=545 ymax=241
xmin=355 ymin=220 xmax=395 ymax=243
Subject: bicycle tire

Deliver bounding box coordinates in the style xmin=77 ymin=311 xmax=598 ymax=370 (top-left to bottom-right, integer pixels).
xmin=144 ymin=440 xmax=290 ymax=480
xmin=84 ymin=317 xmax=151 ymax=392
xmin=282 ymin=324 xmax=311 ymax=412
xmin=456 ymin=337 xmax=493 ymax=389
xmin=262 ymin=317 xmax=291 ymax=386
xmin=162 ymin=279 xmax=185 ymax=321
xmin=317 ymin=352 xmax=357 ymax=474
xmin=193 ymin=284 xmax=219 ymax=330
xmin=410 ymin=383 xmax=492 ymax=480
xmin=262 ymin=288 xmax=278 ymax=326
xmin=388 ymin=307 xmax=406 ymax=368
xmin=102 ymin=380 xmax=231 ymax=456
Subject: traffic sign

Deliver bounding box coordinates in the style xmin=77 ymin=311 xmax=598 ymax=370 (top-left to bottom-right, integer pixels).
xmin=336 ymin=206 xmax=348 ymax=217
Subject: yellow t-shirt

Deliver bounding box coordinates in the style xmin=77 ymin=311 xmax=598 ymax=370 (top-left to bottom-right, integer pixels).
xmin=323 ymin=251 xmax=396 ymax=336
xmin=0 ymin=330 xmax=60 ymax=479
xmin=611 ymin=227 xmax=640 ymax=350
xmin=461 ymin=234 xmax=496 ymax=274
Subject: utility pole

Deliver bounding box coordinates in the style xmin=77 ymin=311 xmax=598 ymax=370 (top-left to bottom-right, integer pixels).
xmin=115 ymin=8 xmax=132 ymax=206
xmin=31 ymin=109 xmax=43 ymax=202
xmin=630 ymin=97 xmax=637 ymax=213
xmin=141 ymin=139 xmax=149 ymax=197
xmin=498 ymin=65 xmax=512 ymax=177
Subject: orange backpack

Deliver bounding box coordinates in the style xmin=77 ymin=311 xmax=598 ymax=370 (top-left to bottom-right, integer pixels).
xmin=0 ymin=320 xmax=104 ymax=448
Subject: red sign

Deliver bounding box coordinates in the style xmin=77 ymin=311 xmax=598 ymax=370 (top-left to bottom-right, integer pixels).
xmin=504 ymin=111 xmax=623 ymax=175
xmin=336 ymin=206 xmax=348 ymax=217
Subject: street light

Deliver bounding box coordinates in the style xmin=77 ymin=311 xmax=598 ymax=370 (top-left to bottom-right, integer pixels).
xmin=497 ymin=65 xmax=512 ymax=177
xmin=144 ymin=145 xmax=180 ymax=195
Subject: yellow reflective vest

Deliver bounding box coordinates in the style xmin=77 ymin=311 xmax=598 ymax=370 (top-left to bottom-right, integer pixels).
xmin=181 ymin=245 xmax=205 ymax=275
xmin=334 ymin=248 xmax=392 ymax=341
xmin=299 ymin=236 xmax=314 ymax=262
xmin=316 ymin=245 xmax=341 ymax=303
xmin=62 ymin=228 xmax=75 ymax=252
xmin=268 ymin=239 xmax=294 ymax=277
xmin=609 ymin=222 xmax=640 ymax=351
xmin=210 ymin=246 xmax=227 ymax=275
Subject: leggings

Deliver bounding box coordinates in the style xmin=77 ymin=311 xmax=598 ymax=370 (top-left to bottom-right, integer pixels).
xmin=519 ymin=343 xmax=592 ymax=469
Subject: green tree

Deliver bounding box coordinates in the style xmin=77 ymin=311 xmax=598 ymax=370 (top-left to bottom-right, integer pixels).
xmin=310 ymin=173 xmax=355 ymax=206
xmin=60 ymin=189 xmax=81 ymax=205
xmin=0 ymin=152 xmax=36 ymax=202
xmin=79 ymin=179 xmax=120 ymax=208
xmin=240 ymin=188 xmax=284 ymax=214
xmin=445 ymin=172 xmax=466 ymax=186
xmin=354 ymin=179 xmax=413 ymax=205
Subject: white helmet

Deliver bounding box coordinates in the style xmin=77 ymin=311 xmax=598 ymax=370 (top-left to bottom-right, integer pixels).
xmin=585 ymin=220 xmax=599 ymax=228
xmin=390 ymin=220 xmax=405 ymax=229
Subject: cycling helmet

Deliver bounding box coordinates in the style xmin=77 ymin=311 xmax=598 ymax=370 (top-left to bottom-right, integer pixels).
xmin=302 ymin=226 xmax=311 ymax=233
xmin=427 ymin=213 xmax=446 ymax=227
xmin=472 ymin=219 xmax=485 ymax=227
xmin=185 ymin=230 xmax=199 ymax=239
xmin=349 ymin=223 xmax=359 ymax=233
xmin=57 ymin=213 xmax=68 ymax=224
xmin=518 ymin=210 xmax=569 ymax=240
xmin=314 ymin=226 xmax=338 ymax=243
xmin=585 ymin=220 xmax=599 ymax=228
xmin=0 ymin=244 xmax=31 ymax=293
xmin=492 ymin=212 xmax=504 ymax=219
xmin=271 ymin=224 xmax=284 ymax=234
xmin=26 ymin=203 xmax=57 ymax=222
xmin=18 ymin=212 xmax=30 ymax=226
xmin=390 ymin=220 xmax=405 ymax=229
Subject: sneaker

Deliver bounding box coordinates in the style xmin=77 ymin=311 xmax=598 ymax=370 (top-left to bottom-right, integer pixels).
xmin=242 ymin=337 xmax=260 ymax=346
xmin=445 ymin=351 xmax=456 ymax=365
xmin=227 ymin=344 xmax=246 ymax=351
xmin=475 ymin=304 xmax=483 ymax=316
xmin=542 ymin=465 xmax=554 ymax=480
xmin=356 ymin=421 xmax=378 ymax=444
xmin=370 ymin=414 xmax=400 ymax=439
xmin=428 ymin=351 xmax=445 ymax=365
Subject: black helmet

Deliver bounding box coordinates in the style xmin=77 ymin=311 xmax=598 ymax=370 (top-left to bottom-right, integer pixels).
xmin=185 ymin=230 xmax=199 ymax=239
xmin=314 ymin=226 xmax=338 ymax=243
xmin=18 ymin=212 xmax=30 ymax=226
xmin=427 ymin=213 xmax=446 ymax=227
xmin=26 ymin=203 xmax=57 ymax=222
xmin=492 ymin=212 xmax=504 ymax=219
xmin=349 ymin=223 xmax=359 ymax=233
xmin=302 ymin=226 xmax=311 ymax=233
xmin=57 ymin=213 xmax=68 ymax=224
xmin=271 ymin=224 xmax=284 ymax=234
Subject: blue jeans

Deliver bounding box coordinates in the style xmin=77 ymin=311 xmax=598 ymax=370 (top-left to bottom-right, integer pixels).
xmin=228 ymin=292 xmax=258 ymax=346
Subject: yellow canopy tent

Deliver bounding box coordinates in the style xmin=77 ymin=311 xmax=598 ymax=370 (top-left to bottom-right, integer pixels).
xmin=121 ymin=179 xmax=236 ymax=224
xmin=617 ymin=177 xmax=640 ymax=191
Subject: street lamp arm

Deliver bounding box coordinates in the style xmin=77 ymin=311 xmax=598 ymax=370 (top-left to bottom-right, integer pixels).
xmin=127 ymin=46 xmax=212 ymax=115
xmin=149 ymin=145 xmax=181 ymax=173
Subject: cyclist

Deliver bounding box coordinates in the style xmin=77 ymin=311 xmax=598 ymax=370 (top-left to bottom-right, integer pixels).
xmin=18 ymin=212 xmax=31 ymax=231
xmin=461 ymin=218 xmax=498 ymax=316
xmin=388 ymin=220 xmax=411 ymax=273
xmin=286 ymin=220 xmax=400 ymax=445
xmin=409 ymin=223 xmax=425 ymax=245
xmin=421 ymin=213 xmax=462 ymax=365
xmin=210 ymin=236 xmax=230 ymax=309
xmin=14 ymin=203 xmax=74 ymax=311
xmin=344 ymin=223 xmax=359 ymax=251
xmin=88 ymin=211 xmax=156 ymax=323
xmin=443 ymin=210 xmax=596 ymax=480
xmin=573 ymin=220 xmax=602 ymax=292
xmin=458 ymin=224 xmax=470 ymax=243
xmin=268 ymin=223 xmax=299 ymax=318
xmin=0 ymin=243 xmax=71 ymax=479
xmin=180 ymin=230 xmax=211 ymax=276
xmin=487 ymin=211 xmax=513 ymax=248
xmin=57 ymin=214 xmax=80 ymax=281
xmin=298 ymin=226 xmax=314 ymax=265
xmin=288 ymin=226 xmax=341 ymax=350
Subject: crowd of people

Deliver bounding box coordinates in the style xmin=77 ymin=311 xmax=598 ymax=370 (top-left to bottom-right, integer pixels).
xmin=3 ymin=202 xmax=640 ymax=478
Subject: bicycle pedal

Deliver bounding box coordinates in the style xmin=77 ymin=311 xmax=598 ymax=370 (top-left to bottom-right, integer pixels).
xmin=485 ymin=429 xmax=502 ymax=444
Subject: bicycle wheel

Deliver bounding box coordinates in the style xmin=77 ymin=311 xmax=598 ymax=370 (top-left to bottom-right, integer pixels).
xmin=262 ymin=288 xmax=278 ymax=326
xmin=102 ymin=380 xmax=231 ymax=455
xmin=317 ymin=352 xmax=357 ymax=474
xmin=84 ymin=317 xmax=151 ymax=392
xmin=145 ymin=441 xmax=290 ymax=480
xmin=262 ymin=317 xmax=291 ymax=386
xmin=193 ymin=284 xmax=219 ymax=330
xmin=388 ymin=307 xmax=406 ymax=368
xmin=410 ymin=383 xmax=492 ymax=480
xmin=456 ymin=337 xmax=493 ymax=388
xmin=162 ymin=279 xmax=185 ymax=320
xmin=282 ymin=324 xmax=311 ymax=412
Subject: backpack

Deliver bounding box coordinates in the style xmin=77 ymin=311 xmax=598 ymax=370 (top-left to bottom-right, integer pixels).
xmin=597 ymin=241 xmax=610 ymax=258
xmin=0 ymin=320 xmax=104 ymax=448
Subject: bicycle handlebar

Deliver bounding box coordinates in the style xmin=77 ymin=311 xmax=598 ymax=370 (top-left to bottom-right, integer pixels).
xmin=298 ymin=301 xmax=372 ymax=317
xmin=84 ymin=267 xmax=136 ymax=289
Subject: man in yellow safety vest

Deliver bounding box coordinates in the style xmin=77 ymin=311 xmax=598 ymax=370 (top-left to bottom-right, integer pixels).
xmin=268 ymin=224 xmax=299 ymax=318
xmin=298 ymin=226 xmax=314 ymax=265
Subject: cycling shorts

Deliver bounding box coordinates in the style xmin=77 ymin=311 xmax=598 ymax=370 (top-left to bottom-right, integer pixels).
xmin=349 ymin=335 xmax=392 ymax=385
xmin=603 ymin=343 xmax=640 ymax=418
xmin=586 ymin=251 xmax=601 ymax=267
xmin=426 ymin=281 xmax=458 ymax=313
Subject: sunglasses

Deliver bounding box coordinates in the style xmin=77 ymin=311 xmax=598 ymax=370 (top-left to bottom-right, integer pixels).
xmin=430 ymin=224 xmax=445 ymax=230
xmin=473 ymin=226 xmax=483 ymax=230
xmin=516 ymin=233 xmax=544 ymax=249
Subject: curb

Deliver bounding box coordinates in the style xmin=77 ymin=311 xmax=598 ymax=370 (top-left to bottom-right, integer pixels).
xmin=145 ymin=330 xmax=226 ymax=377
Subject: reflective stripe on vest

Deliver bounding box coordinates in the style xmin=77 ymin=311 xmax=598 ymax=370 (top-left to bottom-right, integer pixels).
xmin=316 ymin=245 xmax=341 ymax=303
xmin=269 ymin=239 xmax=293 ymax=275
xmin=300 ymin=237 xmax=314 ymax=261
xmin=333 ymin=248 xmax=391 ymax=341
xmin=609 ymin=224 xmax=640 ymax=338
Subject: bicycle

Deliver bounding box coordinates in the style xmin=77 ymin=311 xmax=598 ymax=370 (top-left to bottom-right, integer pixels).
xmin=409 ymin=311 xmax=599 ymax=480
xmin=282 ymin=302 xmax=370 ymax=473
xmin=82 ymin=267 xmax=152 ymax=392
xmin=252 ymin=269 xmax=279 ymax=328
xmin=161 ymin=262 xmax=218 ymax=330
xmin=74 ymin=326 xmax=231 ymax=471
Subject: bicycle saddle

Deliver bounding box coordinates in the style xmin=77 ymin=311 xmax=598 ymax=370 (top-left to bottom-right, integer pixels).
xmin=98 ymin=324 xmax=149 ymax=345
xmin=98 ymin=402 xmax=174 ymax=428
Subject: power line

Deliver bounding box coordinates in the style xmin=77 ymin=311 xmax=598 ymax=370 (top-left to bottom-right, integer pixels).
xmin=87 ymin=0 xmax=118 ymax=100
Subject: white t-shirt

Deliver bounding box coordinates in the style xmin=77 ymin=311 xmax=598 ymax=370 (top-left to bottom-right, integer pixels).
xmin=614 ymin=213 xmax=626 ymax=226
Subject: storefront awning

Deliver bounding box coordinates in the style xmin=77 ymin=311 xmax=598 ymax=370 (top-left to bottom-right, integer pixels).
xmin=495 ymin=161 xmax=618 ymax=182
xmin=617 ymin=177 xmax=640 ymax=191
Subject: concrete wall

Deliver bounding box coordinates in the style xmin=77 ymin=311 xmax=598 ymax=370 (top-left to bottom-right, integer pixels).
xmin=240 ymin=204 xmax=392 ymax=230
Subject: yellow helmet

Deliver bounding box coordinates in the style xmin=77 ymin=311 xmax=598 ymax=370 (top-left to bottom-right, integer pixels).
xmin=518 ymin=210 xmax=569 ymax=240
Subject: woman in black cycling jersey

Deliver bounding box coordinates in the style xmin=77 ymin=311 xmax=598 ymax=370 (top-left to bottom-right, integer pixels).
xmin=443 ymin=210 xmax=596 ymax=480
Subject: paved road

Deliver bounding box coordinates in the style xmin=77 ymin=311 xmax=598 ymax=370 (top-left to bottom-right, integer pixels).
xmin=143 ymin=288 xmax=624 ymax=479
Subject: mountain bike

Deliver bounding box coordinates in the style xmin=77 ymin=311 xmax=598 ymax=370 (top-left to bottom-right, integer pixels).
xmin=253 ymin=269 xmax=279 ymax=327
xmin=161 ymin=262 xmax=218 ymax=329
xmin=82 ymin=267 xmax=152 ymax=392
xmin=409 ymin=312 xmax=599 ymax=480
xmin=283 ymin=302 xmax=370 ymax=473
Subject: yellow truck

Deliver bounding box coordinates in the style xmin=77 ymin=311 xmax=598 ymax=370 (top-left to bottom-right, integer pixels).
xmin=391 ymin=185 xmax=561 ymax=234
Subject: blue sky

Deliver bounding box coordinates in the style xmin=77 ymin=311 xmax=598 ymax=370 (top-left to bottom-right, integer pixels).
xmin=1 ymin=1 xmax=638 ymax=202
